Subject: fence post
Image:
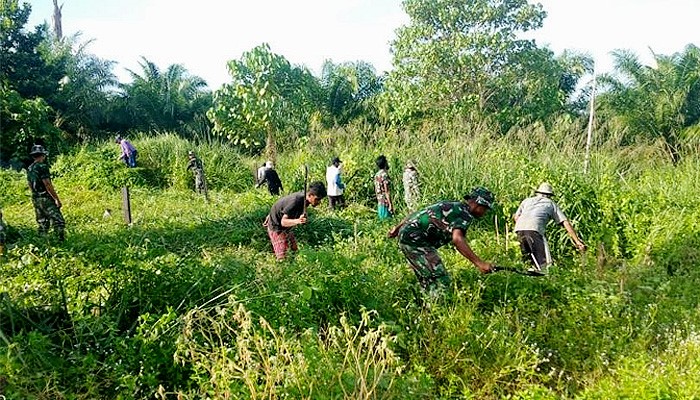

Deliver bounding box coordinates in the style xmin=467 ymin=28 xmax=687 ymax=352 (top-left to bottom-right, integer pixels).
xmin=121 ymin=186 xmax=132 ymax=225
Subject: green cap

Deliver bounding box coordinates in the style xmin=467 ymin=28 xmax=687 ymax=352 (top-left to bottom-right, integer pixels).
xmin=466 ymin=186 xmax=494 ymax=209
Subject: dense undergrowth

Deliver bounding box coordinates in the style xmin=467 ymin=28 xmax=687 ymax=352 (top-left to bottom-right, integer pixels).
xmin=1 ymin=129 xmax=700 ymax=399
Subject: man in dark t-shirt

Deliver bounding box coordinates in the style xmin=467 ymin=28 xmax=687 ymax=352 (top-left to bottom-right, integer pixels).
xmin=257 ymin=165 xmax=284 ymax=195
xmin=264 ymin=181 xmax=326 ymax=259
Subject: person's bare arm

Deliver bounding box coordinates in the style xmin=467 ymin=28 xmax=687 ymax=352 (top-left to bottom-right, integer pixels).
xmin=383 ymin=180 xmax=393 ymax=212
xmin=452 ymin=229 xmax=492 ymax=273
xmin=388 ymin=218 xmax=407 ymax=238
xmin=562 ymin=220 xmax=586 ymax=251
xmin=281 ymin=213 xmax=306 ymax=228
xmin=42 ymin=178 xmax=62 ymax=208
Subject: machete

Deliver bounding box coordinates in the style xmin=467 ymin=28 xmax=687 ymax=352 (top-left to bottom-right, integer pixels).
xmin=491 ymin=265 xmax=545 ymax=276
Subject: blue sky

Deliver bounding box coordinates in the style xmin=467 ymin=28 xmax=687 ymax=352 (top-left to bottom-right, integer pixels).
xmin=26 ymin=0 xmax=700 ymax=89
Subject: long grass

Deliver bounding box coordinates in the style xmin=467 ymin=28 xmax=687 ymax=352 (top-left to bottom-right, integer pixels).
xmin=1 ymin=123 xmax=699 ymax=399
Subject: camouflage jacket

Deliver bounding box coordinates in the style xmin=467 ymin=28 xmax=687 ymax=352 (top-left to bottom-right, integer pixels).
xmin=187 ymin=157 xmax=204 ymax=173
xmin=27 ymin=161 xmax=51 ymax=196
xmin=398 ymin=201 xmax=475 ymax=248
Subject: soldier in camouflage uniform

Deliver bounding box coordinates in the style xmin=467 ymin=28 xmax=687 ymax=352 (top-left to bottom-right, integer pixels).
xmin=27 ymin=145 xmax=66 ymax=241
xmin=388 ymin=187 xmax=496 ymax=292
xmin=402 ymin=160 xmax=420 ymax=211
xmin=186 ymin=151 xmax=206 ymax=194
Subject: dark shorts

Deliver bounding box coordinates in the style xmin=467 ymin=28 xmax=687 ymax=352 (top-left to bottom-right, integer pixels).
xmin=517 ymin=230 xmax=547 ymax=268
xmin=328 ymin=195 xmax=345 ymax=209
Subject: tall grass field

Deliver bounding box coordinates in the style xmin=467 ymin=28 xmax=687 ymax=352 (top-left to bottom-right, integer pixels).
xmin=1 ymin=130 xmax=700 ymax=399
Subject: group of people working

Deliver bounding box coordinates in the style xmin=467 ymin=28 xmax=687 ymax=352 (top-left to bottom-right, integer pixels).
xmin=9 ymin=144 xmax=586 ymax=294
xmin=261 ymin=155 xmax=587 ymax=293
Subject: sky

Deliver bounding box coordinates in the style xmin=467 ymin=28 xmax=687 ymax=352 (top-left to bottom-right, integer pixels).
xmin=26 ymin=0 xmax=700 ymax=90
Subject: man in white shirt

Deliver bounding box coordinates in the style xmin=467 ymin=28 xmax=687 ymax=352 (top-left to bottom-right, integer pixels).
xmin=257 ymin=161 xmax=272 ymax=184
xmin=513 ymin=182 xmax=586 ymax=275
xmin=325 ymin=156 xmax=345 ymax=210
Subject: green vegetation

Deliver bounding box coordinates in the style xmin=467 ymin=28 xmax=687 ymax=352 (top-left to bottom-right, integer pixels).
xmin=2 ymin=131 xmax=700 ymax=399
xmin=3 ymin=0 xmax=700 ymax=397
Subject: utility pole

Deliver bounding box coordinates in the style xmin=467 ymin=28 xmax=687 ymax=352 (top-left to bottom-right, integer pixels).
xmin=584 ymin=63 xmax=597 ymax=174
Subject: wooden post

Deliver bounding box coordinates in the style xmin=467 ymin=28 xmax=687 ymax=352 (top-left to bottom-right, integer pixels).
xmin=121 ymin=186 xmax=132 ymax=225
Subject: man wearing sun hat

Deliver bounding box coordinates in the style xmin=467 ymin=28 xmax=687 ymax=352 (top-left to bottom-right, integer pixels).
xmin=388 ymin=187 xmax=496 ymax=293
xmin=402 ymin=159 xmax=421 ymax=211
xmin=513 ymin=182 xmax=586 ymax=275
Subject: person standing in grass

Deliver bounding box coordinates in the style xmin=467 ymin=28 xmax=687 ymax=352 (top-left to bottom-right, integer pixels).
xmin=326 ymin=156 xmax=346 ymax=210
xmin=115 ymin=136 xmax=138 ymax=168
xmin=257 ymin=161 xmax=272 ymax=183
xmin=374 ymin=155 xmax=394 ymax=220
xmin=388 ymin=187 xmax=496 ymax=293
xmin=263 ymin=181 xmax=326 ymax=260
xmin=513 ymin=182 xmax=587 ymax=275
xmin=256 ymin=161 xmax=284 ymax=196
xmin=27 ymin=145 xmax=66 ymax=241
xmin=186 ymin=151 xmax=206 ymax=194
xmin=402 ymin=159 xmax=421 ymax=211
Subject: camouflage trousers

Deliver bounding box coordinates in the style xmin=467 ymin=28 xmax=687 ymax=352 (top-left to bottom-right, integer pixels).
xmin=398 ymin=242 xmax=450 ymax=291
xmin=193 ymin=170 xmax=206 ymax=193
xmin=32 ymin=196 xmax=65 ymax=239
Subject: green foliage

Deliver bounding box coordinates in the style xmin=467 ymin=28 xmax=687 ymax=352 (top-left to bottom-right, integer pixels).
xmin=319 ymin=60 xmax=383 ymax=127
xmin=208 ymin=43 xmax=321 ymax=154
xmin=383 ymin=0 xmax=583 ymax=129
xmin=0 ymin=0 xmax=64 ymax=99
xmin=598 ymin=44 xmax=700 ymax=163
xmin=49 ymin=134 xmax=253 ymax=191
xmin=0 ymin=82 xmax=63 ymax=164
xmin=42 ymin=34 xmax=119 ymax=142
xmin=2 ymin=128 xmax=700 ymax=399
xmin=117 ymin=57 xmax=213 ymax=139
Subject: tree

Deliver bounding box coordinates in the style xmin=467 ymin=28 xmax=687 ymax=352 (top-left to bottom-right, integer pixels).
xmin=1 ymin=0 xmax=65 ymax=99
xmin=208 ymin=43 xmax=321 ymax=155
xmin=598 ymin=45 xmax=700 ymax=162
xmin=1 ymin=0 xmax=65 ymax=165
xmin=0 ymin=82 xmax=62 ymax=166
xmin=43 ymin=34 xmax=119 ymax=141
xmin=319 ymin=60 xmax=383 ymax=126
xmin=118 ymin=57 xmax=212 ymax=137
xmin=487 ymin=48 xmax=593 ymax=129
xmin=383 ymin=0 xmax=552 ymax=127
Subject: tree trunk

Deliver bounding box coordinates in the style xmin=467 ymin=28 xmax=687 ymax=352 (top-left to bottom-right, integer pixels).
xmin=52 ymin=0 xmax=63 ymax=41
xmin=265 ymin=129 xmax=277 ymax=162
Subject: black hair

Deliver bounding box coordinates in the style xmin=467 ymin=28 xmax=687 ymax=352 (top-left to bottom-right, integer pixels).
xmin=308 ymin=181 xmax=327 ymax=198
xmin=376 ymin=155 xmax=388 ymax=171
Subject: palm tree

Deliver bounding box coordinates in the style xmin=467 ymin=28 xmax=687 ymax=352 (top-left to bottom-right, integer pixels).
xmin=598 ymin=45 xmax=700 ymax=162
xmin=120 ymin=57 xmax=211 ymax=137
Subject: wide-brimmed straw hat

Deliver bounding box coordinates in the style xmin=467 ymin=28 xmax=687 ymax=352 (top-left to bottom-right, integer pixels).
xmin=535 ymin=182 xmax=554 ymax=196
